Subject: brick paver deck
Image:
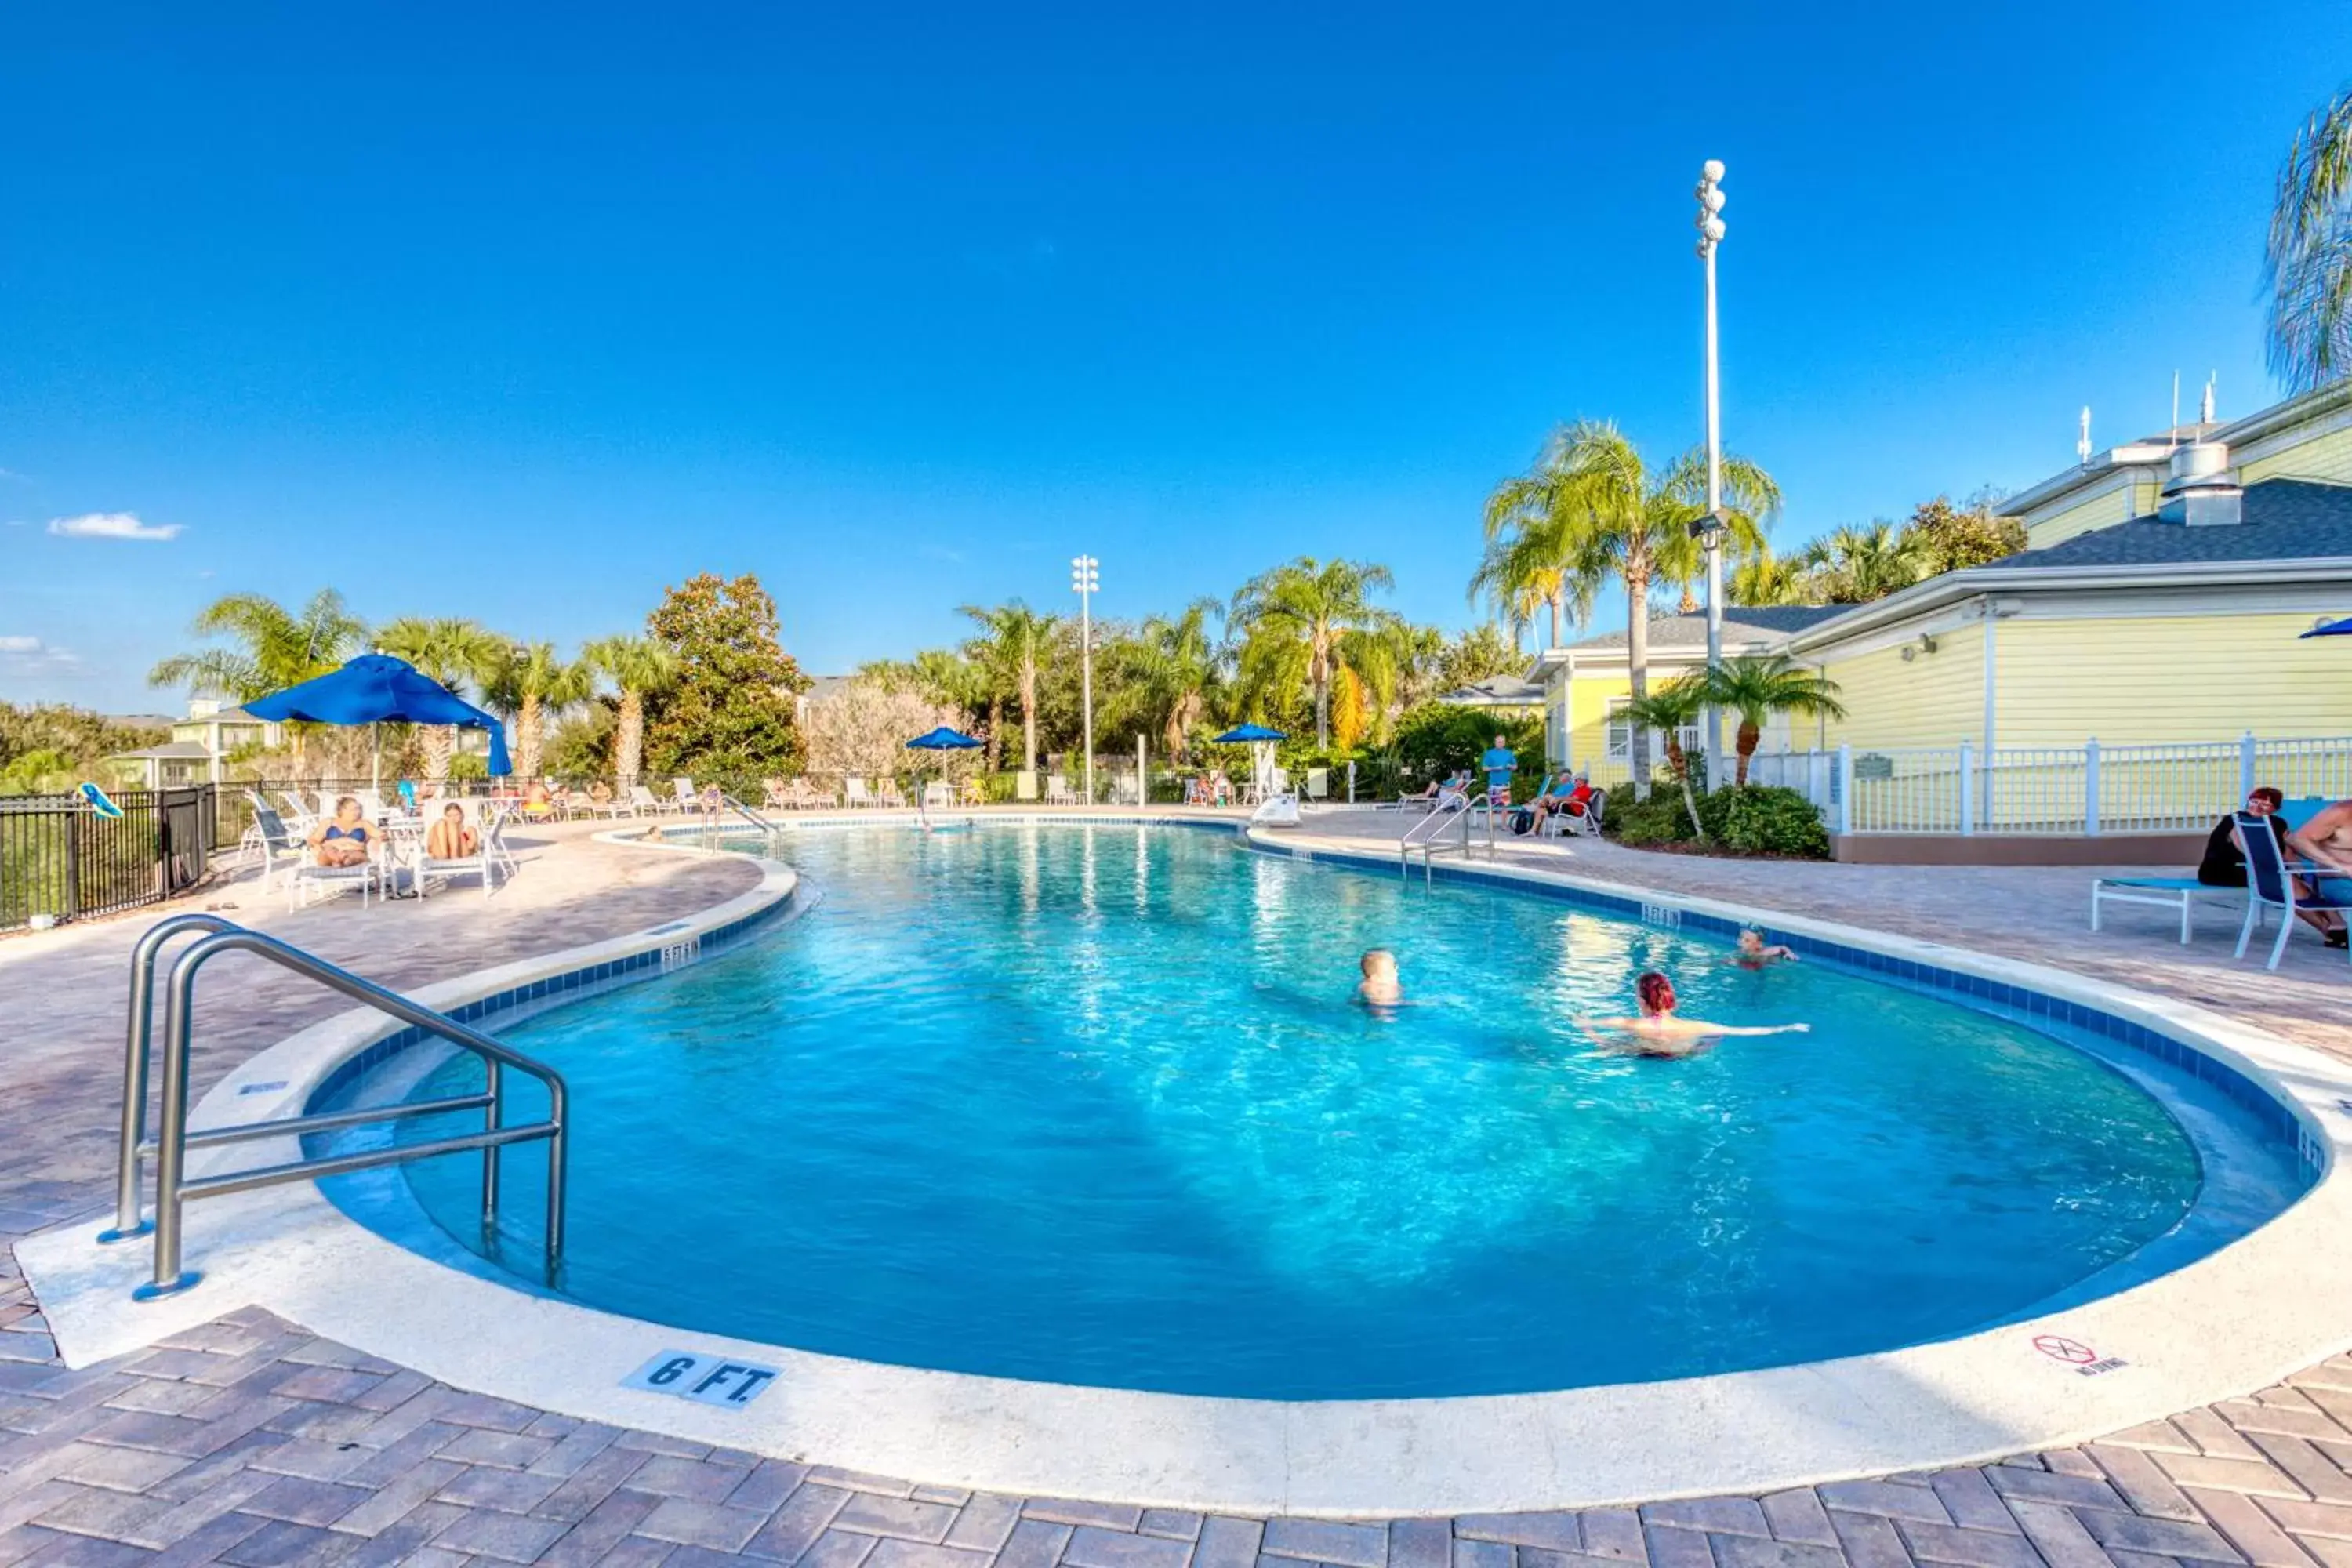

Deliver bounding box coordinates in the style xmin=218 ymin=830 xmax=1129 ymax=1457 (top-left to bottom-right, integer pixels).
xmin=5 ymin=814 xmax=2350 ymax=1566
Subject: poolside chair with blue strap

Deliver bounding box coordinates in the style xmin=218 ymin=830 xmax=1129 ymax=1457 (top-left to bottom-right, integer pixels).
xmin=2090 ymin=874 xmax=2228 ymax=944
xmin=2234 ymin=811 xmax=2352 ymax=971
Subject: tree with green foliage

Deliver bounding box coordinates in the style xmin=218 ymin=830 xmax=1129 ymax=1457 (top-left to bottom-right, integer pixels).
xmin=1904 ymin=492 xmax=2024 ymax=575
xmin=1621 ymin=679 xmax=1709 ymax=840
xmin=2269 ymin=87 xmax=2352 ymax=391
xmin=1102 ymin=599 xmax=1225 ymax=757
xmin=485 ymin=642 xmax=593 ymax=782
xmin=1695 ymin=655 xmax=1847 ymax=785
xmin=376 ymin=616 xmax=506 ymax=780
xmin=583 ymin=634 xmax=678 ymax=786
xmin=958 ymin=601 xmax=1059 ymax=775
xmin=149 ymin=590 xmax=368 ymax=702
xmin=1432 ymin=622 xmax=1525 ymax=694
xmin=1483 ymin=422 xmax=1777 ymax=797
xmin=1229 ymin=557 xmax=1407 ymax=746
xmin=643 ymin=572 xmax=811 ymax=793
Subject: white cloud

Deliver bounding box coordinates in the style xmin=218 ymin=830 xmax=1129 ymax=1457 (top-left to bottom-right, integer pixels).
xmin=0 ymin=635 xmax=78 ymax=667
xmin=47 ymin=511 xmax=183 ymax=542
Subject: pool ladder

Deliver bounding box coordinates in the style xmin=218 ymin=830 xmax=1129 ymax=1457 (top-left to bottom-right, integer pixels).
xmin=717 ymin=793 xmax=788 ymax=856
xmin=98 ymin=914 xmax=570 ymax=1301
xmin=1398 ymin=793 xmax=1495 ymax=884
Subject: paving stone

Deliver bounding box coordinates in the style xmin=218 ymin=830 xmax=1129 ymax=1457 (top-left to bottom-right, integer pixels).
xmin=1640 ymin=1499 xmax=1769 ymax=1539
xmin=2220 ymin=1407 xmax=2352 ymax=1446
xmin=633 ymin=1497 xmax=767 ymax=1553
xmin=1892 ymin=1519 xmax=2044 ymax=1568
xmin=1578 ymin=1512 xmax=1645 ymax=1563
xmin=623 ymin=1457 xmax=757 ymax=1506
xmin=724 ymin=1462 xmax=811 ymax=1518
xmin=743 ymin=1484 xmax=851 ymax=1563
xmin=1387 ymin=1520 xmax=1449 ymax=1568
xmin=437 ymin=1463 xmax=567 ymax=1514
xmin=220 ymin=1515 xmax=362 ymax=1566
xmin=1827 ymin=1509 xmax=1915 ymax=1568
xmin=801 ymin=1529 xmax=886 ymax=1568
xmin=914 ymin=1488 xmax=976 ymax=1508
xmin=2179 ymin=1488 xmax=2322 ymax=1568
xmin=1815 ymin=1483 xmax=1949 ymax=1526
xmin=807 ymin=1469 xmax=916 ymax=1499
xmin=2092 ymin=1448 xmax=2209 ymax=1522
xmin=1998 ymin=1515 xmax=2122 ymax=1568
xmin=238 ymin=1472 xmax=374 ymax=1527
xmin=1026 ymin=1501 xmax=1147 ymax=1532
xmin=1706 ymin=1537 xmax=1849 ymax=1568
xmin=2259 ymin=1498 xmax=2352 ymax=1542
xmin=1985 ymin=1467 xmax=2134 ymax=1512
xmin=1192 ymin=1519 xmax=1265 ymax=1568
xmin=244 ymin=1436 xmax=376 ymax=1483
xmin=2158 ymin=1455 xmax=2310 ymax=1501
xmin=1645 ymin=1525 xmax=1713 ymax=1568
xmin=1062 ymin=1527 xmax=1193 ymax=1568
xmin=2249 ymin=1438 xmax=2352 ymax=1505
xmin=335 ymin=1501 xmax=469 ymax=1567
xmin=2077 ymin=1508 xmax=2247 ymax=1562
xmin=536 ymin=1487 xmax=661 ymax=1568
xmin=1927 ymin=1472 xmax=2019 ymax=1535
xmin=863 ymin=1542 xmax=1003 ymax=1568
xmin=144 ymin=1508 xmax=272 ymax=1568
xmin=535 ymin=1445 xmax=655 ymax=1524
xmin=1142 ymin=1512 xmax=1205 ymax=1542
xmin=332 ymin=1457 xmax=469 ymax=1537
xmin=2176 ymin=1414 xmax=2271 ymax=1464
xmin=433 ymin=1505 xmax=573 ymax=1562
xmin=1261 ymin=1519 xmax=1386 ymax=1567
xmin=1457 ymin=1516 xmax=1580 ymax=1552
xmin=593 ymin=1538 xmax=682 ymax=1567
xmin=833 ymin=1493 xmax=959 ymax=1544
xmin=1759 ymin=1491 xmax=1838 ymax=1549
xmin=439 ymin=1428 xmax=560 ymax=1472
xmin=1452 ymin=1541 xmax=1511 ymax=1568
xmin=1000 ymin=1519 xmax=1080 ymax=1568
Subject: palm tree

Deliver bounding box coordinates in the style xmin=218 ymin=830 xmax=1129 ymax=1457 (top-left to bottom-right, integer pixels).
xmin=2268 ymin=88 xmax=2352 ymax=391
xmin=485 ymin=642 xmax=593 ymax=781
xmin=1467 ymin=526 xmax=1602 ymax=651
xmin=1729 ymin=546 xmax=1821 ymax=608
xmin=584 ymin=635 xmax=678 ymax=788
xmin=1621 ymin=680 xmax=1710 ymax=844
xmin=149 ymin=589 xmax=368 ymax=702
xmin=958 ymin=601 xmax=1059 ymax=775
xmin=1696 ymin=655 xmax=1847 ymax=785
xmin=1103 ymin=599 xmax=1225 ymax=757
xmin=1482 ymin=423 xmax=1777 ymax=796
xmin=1229 ymin=557 xmax=1406 ymax=746
xmin=376 ymin=616 xmax=505 ymax=781
xmin=1818 ymin=522 xmax=1930 ymax=604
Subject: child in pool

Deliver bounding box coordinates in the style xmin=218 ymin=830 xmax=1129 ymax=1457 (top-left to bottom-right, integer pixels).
xmin=1728 ymin=928 xmax=1798 ymax=968
xmin=1357 ymin=949 xmax=1403 ymax=1007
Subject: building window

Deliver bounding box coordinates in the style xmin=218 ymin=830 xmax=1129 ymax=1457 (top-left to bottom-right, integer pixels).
xmin=1604 ymin=697 xmax=1700 ymax=764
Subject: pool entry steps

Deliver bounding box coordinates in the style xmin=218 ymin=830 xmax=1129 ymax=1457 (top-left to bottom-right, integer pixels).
xmin=95 ymin=913 xmax=571 ymax=1301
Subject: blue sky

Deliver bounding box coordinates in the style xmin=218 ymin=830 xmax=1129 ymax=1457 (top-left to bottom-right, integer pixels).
xmin=5 ymin=3 xmax=2350 ymax=712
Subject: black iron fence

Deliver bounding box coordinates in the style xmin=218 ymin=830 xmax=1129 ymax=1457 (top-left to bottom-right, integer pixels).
xmin=0 ymin=786 xmax=222 ymax=932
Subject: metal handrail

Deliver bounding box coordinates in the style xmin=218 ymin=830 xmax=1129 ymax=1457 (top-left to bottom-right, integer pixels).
xmin=114 ymin=920 xmax=568 ymax=1301
xmin=1399 ymin=792 xmax=1474 ymax=883
xmin=100 ymin=913 xmax=242 ymax=1242
xmin=717 ymin=793 xmax=786 ymax=853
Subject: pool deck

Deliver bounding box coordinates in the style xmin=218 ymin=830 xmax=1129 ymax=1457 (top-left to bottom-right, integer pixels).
xmin=4 ymin=811 xmax=2352 ymax=1566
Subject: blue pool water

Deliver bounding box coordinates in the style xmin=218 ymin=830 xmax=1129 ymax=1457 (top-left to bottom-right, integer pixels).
xmin=341 ymin=824 xmax=2304 ymax=1399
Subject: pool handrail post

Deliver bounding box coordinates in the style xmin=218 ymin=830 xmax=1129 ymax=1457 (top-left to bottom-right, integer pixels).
xmin=101 ymin=912 xmax=240 ymax=1244
xmin=129 ymin=925 xmax=571 ymax=1301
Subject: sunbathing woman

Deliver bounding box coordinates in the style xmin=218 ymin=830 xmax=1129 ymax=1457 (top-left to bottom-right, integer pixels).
xmin=426 ymin=803 xmax=478 ymax=860
xmin=1581 ymin=971 xmax=1809 ymax=1058
xmin=307 ymin=796 xmax=376 ymax=868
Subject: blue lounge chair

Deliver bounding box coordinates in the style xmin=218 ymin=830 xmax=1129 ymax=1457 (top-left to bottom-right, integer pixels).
xmin=2234 ymin=811 xmax=2352 ymax=971
xmin=2089 ymin=875 xmax=2225 ymax=944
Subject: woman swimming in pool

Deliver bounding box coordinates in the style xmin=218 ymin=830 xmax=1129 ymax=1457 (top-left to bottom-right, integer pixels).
xmin=1581 ymin=971 xmax=1809 ymax=1058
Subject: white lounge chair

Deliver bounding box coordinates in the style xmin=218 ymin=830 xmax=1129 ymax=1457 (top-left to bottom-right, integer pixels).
xmin=844 ymin=779 xmax=876 ymax=808
xmin=416 ymin=799 xmax=510 ymax=898
xmin=241 ymin=796 xmax=310 ymax=890
xmin=670 ymin=777 xmax=698 ymax=811
xmin=878 ymin=778 xmax=907 ymax=808
xmin=922 ymin=780 xmax=953 ymax=811
xmin=627 ymin=783 xmax=668 ymax=816
xmin=1045 ymin=774 xmax=1076 ymax=805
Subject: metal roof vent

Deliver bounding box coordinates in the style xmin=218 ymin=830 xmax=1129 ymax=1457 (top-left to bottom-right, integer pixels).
xmin=2158 ymin=438 xmax=2242 ymax=526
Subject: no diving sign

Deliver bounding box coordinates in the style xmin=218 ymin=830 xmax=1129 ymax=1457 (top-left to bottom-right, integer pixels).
xmin=2032 ymin=1334 xmax=2128 ymax=1377
xmin=623 ymin=1349 xmax=780 ymax=1409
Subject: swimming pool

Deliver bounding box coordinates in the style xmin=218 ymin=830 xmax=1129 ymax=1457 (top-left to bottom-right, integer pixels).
xmin=324 ymin=822 xmax=2308 ymax=1400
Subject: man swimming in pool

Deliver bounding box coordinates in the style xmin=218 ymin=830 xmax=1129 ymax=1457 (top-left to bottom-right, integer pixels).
xmin=1581 ymin=971 xmax=1808 ymax=1058
xmin=1357 ymin=949 xmax=1403 ymax=1007
xmin=1726 ymin=928 xmax=1798 ymax=967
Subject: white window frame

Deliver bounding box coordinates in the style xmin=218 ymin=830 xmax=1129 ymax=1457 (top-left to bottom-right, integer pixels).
xmin=1604 ymin=696 xmax=1700 ymax=765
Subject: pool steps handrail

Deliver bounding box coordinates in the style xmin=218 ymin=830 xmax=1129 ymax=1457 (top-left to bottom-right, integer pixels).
xmin=717 ymin=793 xmax=788 ymax=855
xmin=99 ymin=916 xmax=570 ymax=1304
xmin=1399 ymin=792 xmax=1490 ymax=883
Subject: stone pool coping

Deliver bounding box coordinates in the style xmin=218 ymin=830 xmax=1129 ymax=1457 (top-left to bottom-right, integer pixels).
xmin=19 ymin=812 xmax=2352 ymax=1517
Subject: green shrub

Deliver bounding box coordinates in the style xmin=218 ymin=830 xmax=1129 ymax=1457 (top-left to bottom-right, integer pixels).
xmin=1602 ymin=784 xmax=1828 ymax=858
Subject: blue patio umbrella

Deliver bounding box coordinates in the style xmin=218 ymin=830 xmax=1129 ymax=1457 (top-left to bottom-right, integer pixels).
xmin=904 ymin=726 xmax=984 ymax=750
xmin=245 ymin=654 xmax=512 ymax=778
xmin=1212 ymin=724 xmax=1287 ymax=743
xmin=1212 ymin=724 xmax=1288 ymax=800
xmin=2300 ymin=616 xmax=2352 ymax=637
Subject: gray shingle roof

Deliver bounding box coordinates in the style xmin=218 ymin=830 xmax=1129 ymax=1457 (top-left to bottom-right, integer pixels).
xmin=1436 ymin=675 xmax=1546 ymax=706
xmin=2005 ymin=478 xmax=2352 ymax=568
xmin=1570 ymin=606 xmax=1849 ymax=650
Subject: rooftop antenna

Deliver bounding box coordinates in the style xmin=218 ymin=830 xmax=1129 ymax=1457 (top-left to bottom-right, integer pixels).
xmin=2201 ymin=372 xmax=2216 ymax=426
xmin=2171 ymin=371 xmax=2181 ymax=445
xmin=2078 ymin=406 xmax=2093 ymax=466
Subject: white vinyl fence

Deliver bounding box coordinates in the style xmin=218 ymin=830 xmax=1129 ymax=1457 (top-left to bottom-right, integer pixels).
xmin=1744 ymin=734 xmax=2352 ymax=836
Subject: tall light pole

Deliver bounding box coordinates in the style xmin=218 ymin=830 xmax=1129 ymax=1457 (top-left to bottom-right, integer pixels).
xmin=1071 ymin=554 xmax=1099 ymax=803
xmin=1693 ymin=158 xmax=1728 ymax=789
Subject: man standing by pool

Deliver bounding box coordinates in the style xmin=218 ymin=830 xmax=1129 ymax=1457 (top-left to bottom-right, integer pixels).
xmin=1481 ymin=733 xmax=1517 ymax=810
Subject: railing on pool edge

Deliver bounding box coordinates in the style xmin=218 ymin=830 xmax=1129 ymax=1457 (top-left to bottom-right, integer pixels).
xmin=100 ymin=914 xmax=570 ymax=1301
xmin=1399 ymin=792 xmax=1490 ymax=884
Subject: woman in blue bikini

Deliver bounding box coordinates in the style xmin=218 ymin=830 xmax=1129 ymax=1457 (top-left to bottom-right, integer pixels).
xmin=307 ymin=796 xmax=377 ymax=868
